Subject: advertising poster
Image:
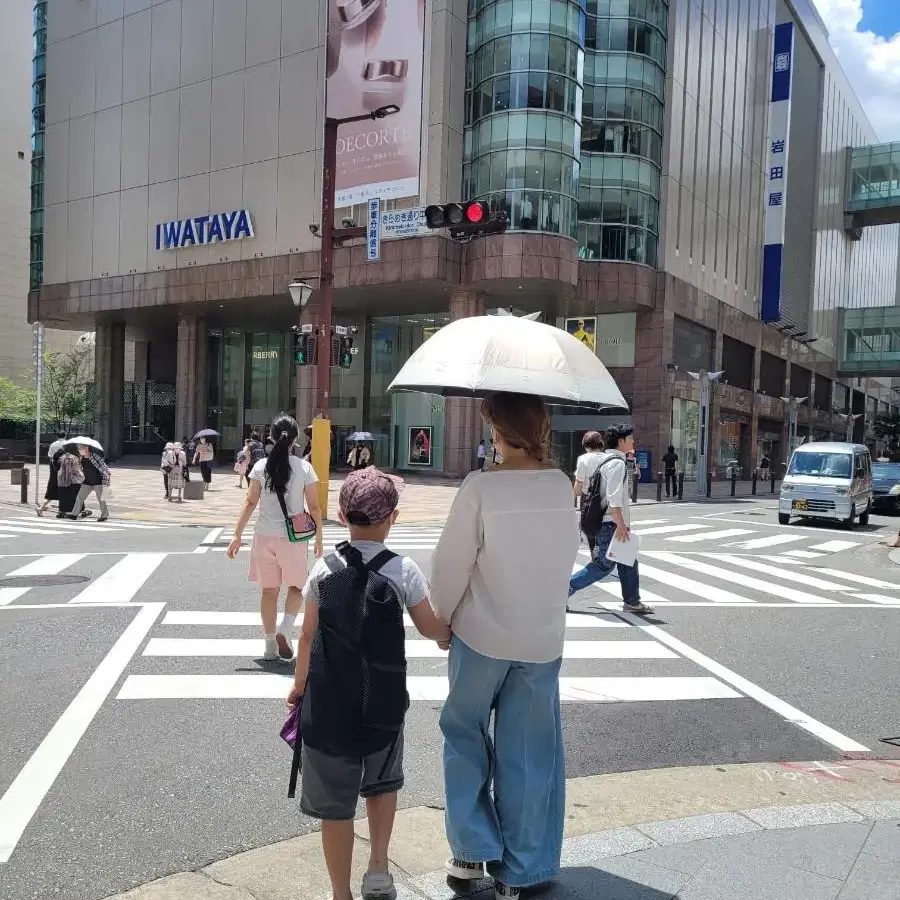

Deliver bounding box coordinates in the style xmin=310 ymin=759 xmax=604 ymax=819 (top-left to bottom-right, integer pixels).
xmin=327 ymin=0 xmax=426 ymax=207
xmin=565 ymin=316 xmax=597 ymax=353
xmin=408 ymin=426 xmax=432 ymax=467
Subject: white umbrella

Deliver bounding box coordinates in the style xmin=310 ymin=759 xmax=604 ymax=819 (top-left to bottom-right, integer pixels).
xmin=67 ymin=436 xmax=104 ymax=452
xmin=388 ymin=314 xmax=628 ymax=409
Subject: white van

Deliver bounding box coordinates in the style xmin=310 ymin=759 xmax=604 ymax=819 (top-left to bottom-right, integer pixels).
xmin=778 ymin=442 xmax=873 ymax=529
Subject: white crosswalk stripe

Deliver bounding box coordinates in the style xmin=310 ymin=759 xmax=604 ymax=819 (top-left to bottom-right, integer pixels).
xmin=199 ymin=525 xmax=445 ymax=553
xmin=117 ymin=608 xmax=743 ymax=704
xmin=0 ymin=516 xmax=164 ymax=536
xmin=573 ymin=547 xmax=900 ymax=608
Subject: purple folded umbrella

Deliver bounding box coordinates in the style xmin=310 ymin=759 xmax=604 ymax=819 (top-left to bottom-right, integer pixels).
xmin=281 ymin=699 xmax=302 ymax=749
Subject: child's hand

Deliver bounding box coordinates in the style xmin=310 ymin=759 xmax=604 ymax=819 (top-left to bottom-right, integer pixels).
xmin=437 ymin=638 xmax=451 ymax=651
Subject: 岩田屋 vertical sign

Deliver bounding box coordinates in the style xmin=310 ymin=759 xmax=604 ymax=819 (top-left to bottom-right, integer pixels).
xmin=761 ymin=21 xmax=794 ymax=323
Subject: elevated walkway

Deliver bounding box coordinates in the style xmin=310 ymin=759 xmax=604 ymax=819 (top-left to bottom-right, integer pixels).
xmin=838 ymin=306 xmax=900 ymax=377
xmin=845 ymin=141 xmax=900 ymax=231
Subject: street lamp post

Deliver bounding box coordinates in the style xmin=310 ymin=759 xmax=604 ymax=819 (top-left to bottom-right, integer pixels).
xmin=780 ymin=395 xmax=808 ymax=457
xmin=314 ymin=105 xmax=399 ymax=419
xmin=689 ymin=369 xmax=724 ymax=496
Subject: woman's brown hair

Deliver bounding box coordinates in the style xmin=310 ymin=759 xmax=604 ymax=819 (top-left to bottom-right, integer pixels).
xmin=481 ymin=392 xmax=551 ymax=463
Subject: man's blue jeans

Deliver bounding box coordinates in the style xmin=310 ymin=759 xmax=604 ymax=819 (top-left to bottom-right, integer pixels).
xmin=440 ymin=637 xmax=565 ymax=888
xmin=569 ymin=520 xmax=642 ymax=606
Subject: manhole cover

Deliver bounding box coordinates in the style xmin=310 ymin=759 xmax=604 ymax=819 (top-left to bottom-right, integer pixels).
xmin=1 ymin=575 xmax=91 ymax=588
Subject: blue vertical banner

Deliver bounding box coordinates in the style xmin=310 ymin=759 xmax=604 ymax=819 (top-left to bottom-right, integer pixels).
xmin=367 ymin=198 xmax=381 ymax=262
xmin=761 ymin=22 xmax=794 ymax=323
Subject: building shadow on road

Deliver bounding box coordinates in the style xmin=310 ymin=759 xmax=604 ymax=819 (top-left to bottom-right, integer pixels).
xmin=444 ymin=865 xmax=680 ymax=899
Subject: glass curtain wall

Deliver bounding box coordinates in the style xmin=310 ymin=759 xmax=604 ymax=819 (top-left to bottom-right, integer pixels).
xmin=30 ymin=1 xmax=47 ymax=290
xmin=464 ymin=0 xmax=586 ymax=237
xmin=579 ymin=0 xmax=667 ymax=265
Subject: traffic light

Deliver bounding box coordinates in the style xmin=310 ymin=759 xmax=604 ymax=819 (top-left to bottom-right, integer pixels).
xmin=339 ymin=336 xmax=353 ymax=369
xmin=424 ymin=201 xmax=507 ymax=239
xmin=292 ymin=328 xmax=315 ymax=366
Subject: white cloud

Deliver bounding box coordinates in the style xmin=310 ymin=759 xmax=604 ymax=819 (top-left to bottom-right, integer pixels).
xmin=812 ymin=0 xmax=900 ymax=141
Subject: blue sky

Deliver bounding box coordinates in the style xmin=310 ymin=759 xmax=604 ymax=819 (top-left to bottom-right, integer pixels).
xmin=812 ymin=0 xmax=900 ymax=140
xmin=859 ymin=0 xmax=900 ymax=38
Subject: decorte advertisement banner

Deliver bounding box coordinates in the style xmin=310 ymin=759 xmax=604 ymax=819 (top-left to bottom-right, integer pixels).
xmin=327 ymin=0 xmax=426 ymax=207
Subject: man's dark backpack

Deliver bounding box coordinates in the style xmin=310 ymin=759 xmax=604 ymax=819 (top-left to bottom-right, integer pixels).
xmin=301 ymin=542 xmax=408 ymax=761
xmin=579 ymin=457 xmax=618 ymax=538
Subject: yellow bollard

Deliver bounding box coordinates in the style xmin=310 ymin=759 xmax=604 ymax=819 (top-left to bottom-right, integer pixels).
xmin=311 ymin=418 xmax=331 ymax=520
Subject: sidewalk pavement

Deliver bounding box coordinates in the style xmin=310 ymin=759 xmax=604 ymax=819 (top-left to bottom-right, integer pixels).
xmin=634 ymin=478 xmax=780 ymax=504
xmin=0 ymin=459 xmax=461 ymax=525
xmin=104 ymin=760 xmax=900 ymax=900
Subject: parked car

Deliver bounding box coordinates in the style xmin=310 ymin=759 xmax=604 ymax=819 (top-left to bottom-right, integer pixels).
xmin=778 ymin=442 xmax=873 ymax=529
xmin=871 ymin=461 xmax=900 ymax=514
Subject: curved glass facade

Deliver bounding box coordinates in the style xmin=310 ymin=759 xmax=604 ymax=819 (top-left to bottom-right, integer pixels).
xmin=30 ymin=0 xmax=47 ymax=290
xmin=464 ymin=0 xmax=586 ymax=238
xmin=579 ymin=0 xmax=667 ymax=265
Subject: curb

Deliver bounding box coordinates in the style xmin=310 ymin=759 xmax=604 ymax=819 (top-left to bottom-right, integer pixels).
xmin=100 ymin=760 xmax=900 ymax=900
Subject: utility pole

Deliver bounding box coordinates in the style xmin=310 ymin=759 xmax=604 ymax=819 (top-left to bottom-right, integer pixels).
xmin=32 ymin=322 xmax=44 ymax=505
xmin=689 ymin=369 xmax=724 ymax=496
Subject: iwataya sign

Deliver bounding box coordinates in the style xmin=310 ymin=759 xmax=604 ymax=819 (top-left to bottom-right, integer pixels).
xmin=154 ymin=210 xmax=254 ymax=250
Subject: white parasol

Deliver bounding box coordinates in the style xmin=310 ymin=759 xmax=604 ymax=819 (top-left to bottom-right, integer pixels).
xmin=67 ymin=436 xmax=104 ymax=452
xmin=388 ymin=314 xmax=628 ymax=409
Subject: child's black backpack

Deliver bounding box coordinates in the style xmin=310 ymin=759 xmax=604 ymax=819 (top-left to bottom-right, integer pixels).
xmin=301 ymin=542 xmax=408 ymax=759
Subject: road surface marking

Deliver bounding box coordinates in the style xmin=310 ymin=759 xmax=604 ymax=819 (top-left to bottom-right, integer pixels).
xmin=593 ymin=582 xmax=673 ymax=605
xmin=200 ymin=527 xmax=224 ymax=545
xmin=0 ymin=518 xmax=162 ymax=532
xmin=4 ymin=554 xmax=86 ymax=577
xmin=810 ymin=568 xmax=900 ymax=591
xmin=0 ymin=602 xmax=163 ymax=864
xmin=727 ymin=534 xmax=807 ymax=549
xmin=782 ymin=550 xmax=826 ymax=559
xmin=117 ymin=673 xmax=739 ymax=703
xmin=634 ymin=620 xmax=870 ymax=753
xmin=160 ymin=609 xmax=629 ymax=629
xmin=638 ymin=560 xmax=756 ymax=604
xmin=624 ymin=518 xmax=670 ymax=527
xmin=666 ymin=529 xmax=756 ymax=543
xmin=808 ymin=540 xmax=860 ymax=553
xmin=632 ymin=524 xmax=710 ymax=536
xmin=0 ymin=588 xmax=29 ymax=606
xmin=67 ymin=553 xmax=167 ymax=604
xmin=0 ymin=524 xmax=70 ymax=536
xmin=645 ymin=552 xmax=838 ymax=605
xmin=142 ymin=637 xmax=676 ymax=660
xmin=699 ymin=555 xmax=850 ymax=592
xmin=596 ymin=600 xmax=900 ymax=608
xmin=853 ymin=593 xmax=900 ymax=604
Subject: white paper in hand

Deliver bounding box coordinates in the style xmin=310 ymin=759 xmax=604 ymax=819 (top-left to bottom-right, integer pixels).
xmin=605 ymin=531 xmax=641 ymax=568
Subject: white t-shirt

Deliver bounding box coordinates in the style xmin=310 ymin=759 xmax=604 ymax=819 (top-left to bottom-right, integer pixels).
xmin=249 ymin=456 xmax=318 ymax=537
xmin=303 ymin=540 xmax=429 ymax=610
xmin=429 ymin=468 xmax=580 ymax=664
xmin=574 ymin=450 xmax=607 ymax=491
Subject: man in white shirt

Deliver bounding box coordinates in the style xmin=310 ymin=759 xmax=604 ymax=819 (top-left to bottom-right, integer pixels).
xmin=569 ymin=424 xmax=654 ymax=615
xmin=573 ymin=431 xmax=607 ymax=554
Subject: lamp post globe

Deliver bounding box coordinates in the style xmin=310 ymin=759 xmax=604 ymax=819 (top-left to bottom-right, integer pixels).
xmin=289 ymin=280 xmax=313 ymax=309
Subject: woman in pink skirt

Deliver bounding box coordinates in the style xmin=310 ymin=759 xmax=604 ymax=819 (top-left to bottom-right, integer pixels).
xmin=227 ymin=414 xmax=323 ymax=660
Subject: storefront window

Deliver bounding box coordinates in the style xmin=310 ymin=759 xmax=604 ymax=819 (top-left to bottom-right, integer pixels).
xmin=670 ymin=398 xmax=698 ymax=480
xmin=367 ymin=313 xmax=450 ymax=470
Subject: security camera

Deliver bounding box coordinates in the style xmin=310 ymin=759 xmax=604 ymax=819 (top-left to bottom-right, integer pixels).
xmin=308 ymin=223 xmax=320 ymax=236
xmin=341 ymin=217 xmax=356 ymax=228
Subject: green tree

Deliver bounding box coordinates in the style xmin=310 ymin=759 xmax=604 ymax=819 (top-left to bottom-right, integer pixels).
xmin=42 ymin=348 xmax=93 ymax=435
xmin=874 ymin=413 xmax=900 ymax=441
xmin=0 ymin=377 xmax=36 ymax=422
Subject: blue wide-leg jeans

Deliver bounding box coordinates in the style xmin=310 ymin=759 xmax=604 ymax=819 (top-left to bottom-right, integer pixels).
xmin=440 ymin=636 xmax=565 ymax=888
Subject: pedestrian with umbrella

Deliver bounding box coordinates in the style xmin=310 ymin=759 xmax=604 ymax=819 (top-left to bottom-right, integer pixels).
xmin=389 ymin=312 xmax=627 ymax=899
xmin=347 ymin=431 xmax=375 ymax=469
xmin=37 ymin=432 xmax=67 ymax=517
xmin=193 ymin=429 xmax=218 ymax=488
xmin=67 ymin=437 xmax=110 ymax=521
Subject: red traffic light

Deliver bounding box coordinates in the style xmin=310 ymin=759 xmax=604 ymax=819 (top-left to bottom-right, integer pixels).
xmin=464 ymin=201 xmax=487 ymax=223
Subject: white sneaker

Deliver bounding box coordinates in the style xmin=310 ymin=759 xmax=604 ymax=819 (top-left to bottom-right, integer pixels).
xmin=445 ymin=858 xmax=485 ymax=881
xmin=263 ymin=637 xmax=278 ymax=661
xmin=361 ymin=871 xmax=396 ymax=900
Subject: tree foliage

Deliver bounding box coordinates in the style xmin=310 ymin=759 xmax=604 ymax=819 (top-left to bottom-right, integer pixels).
xmin=874 ymin=413 xmax=900 ymax=441
xmin=0 ymin=377 xmax=36 ymax=422
xmin=41 ymin=348 xmax=93 ymax=435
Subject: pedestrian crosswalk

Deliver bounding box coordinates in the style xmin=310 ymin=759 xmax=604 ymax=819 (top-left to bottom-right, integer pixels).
xmin=195 ymin=524 xmax=445 ymax=553
xmin=629 ymin=518 xmax=864 ymax=559
xmin=0 ymin=515 xmax=164 ymax=538
xmin=116 ymin=608 xmax=743 ymax=704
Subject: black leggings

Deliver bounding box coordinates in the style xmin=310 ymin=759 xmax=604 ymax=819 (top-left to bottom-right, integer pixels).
xmin=200 ymin=461 xmax=212 ymax=484
xmin=665 ymin=471 xmax=677 ymax=496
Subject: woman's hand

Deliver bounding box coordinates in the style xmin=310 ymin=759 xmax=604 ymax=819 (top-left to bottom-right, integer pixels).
xmin=313 ymin=534 xmax=324 ymax=558
xmin=226 ymin=538 xmax=242 ymax=559
xmin=286 ymin=684 xmax=304 ymax=709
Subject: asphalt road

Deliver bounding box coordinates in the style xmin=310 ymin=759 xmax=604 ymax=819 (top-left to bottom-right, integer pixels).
xmin=0 ymin=499 xmax=897 ymax=900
